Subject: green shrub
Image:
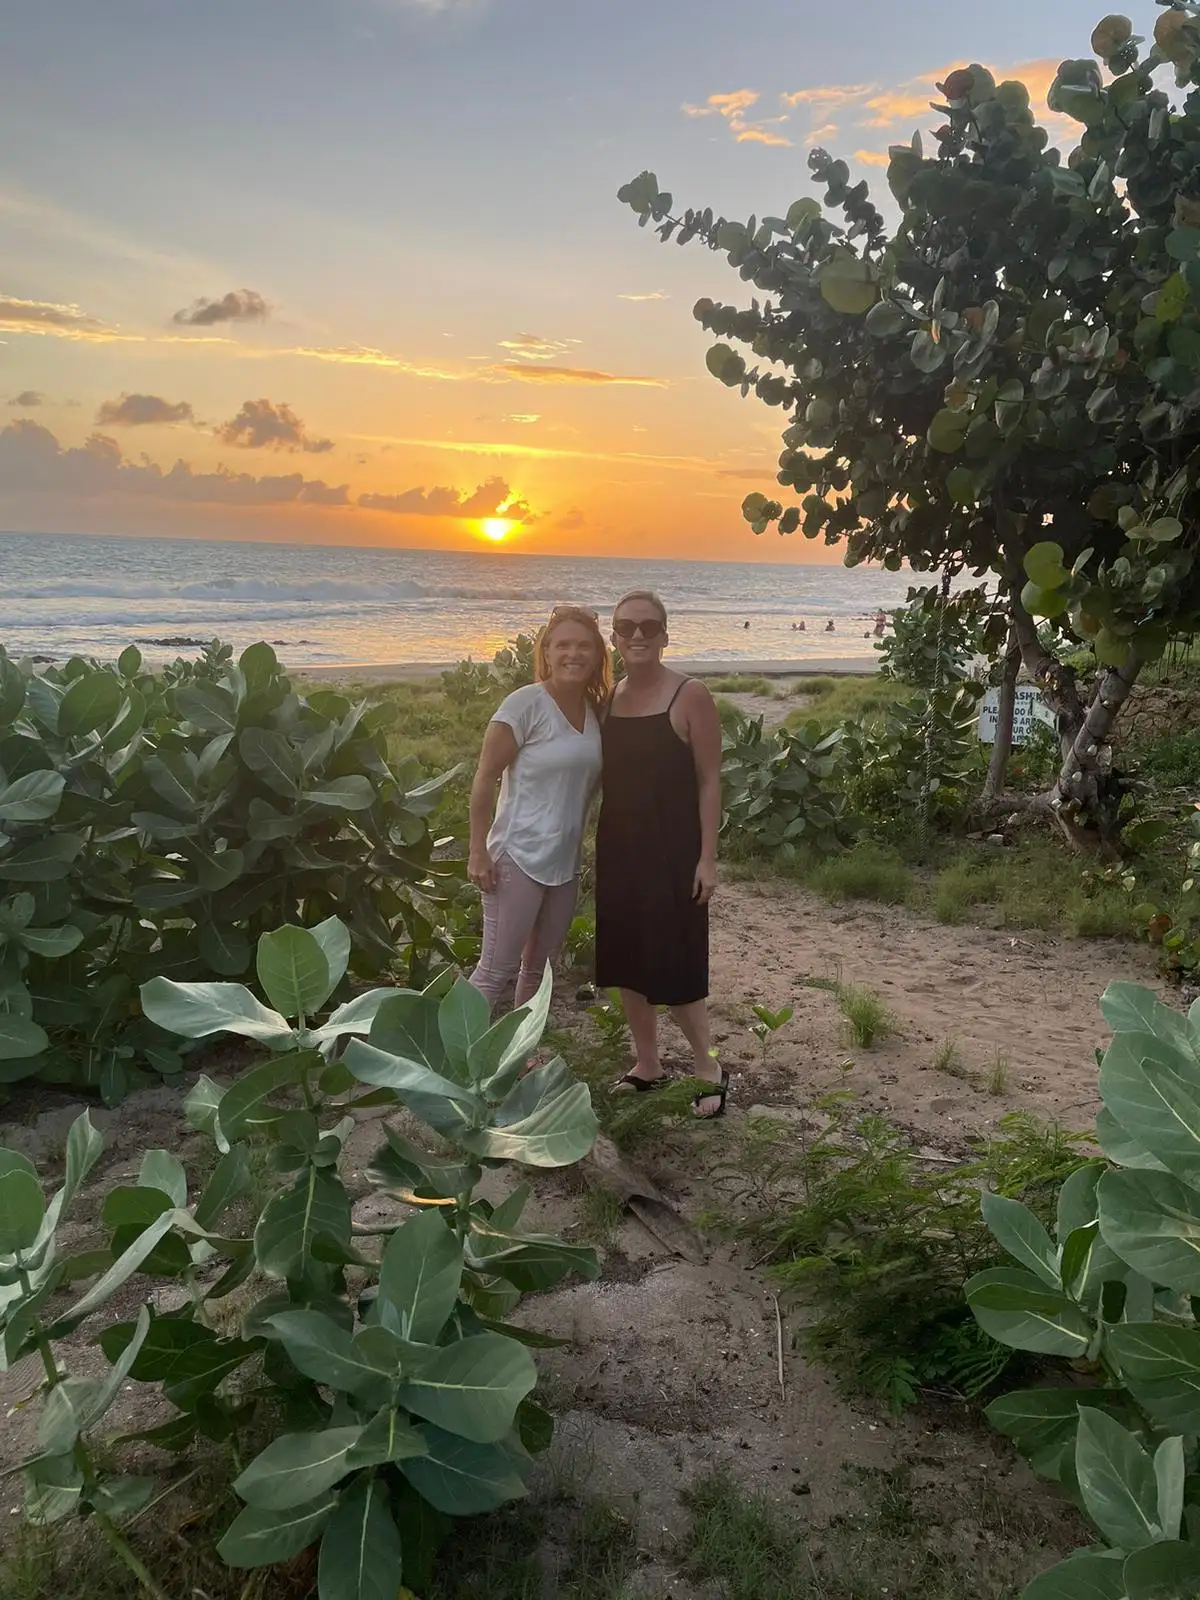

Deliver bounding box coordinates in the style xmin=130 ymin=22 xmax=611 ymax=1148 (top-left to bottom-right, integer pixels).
xmin=877 ymin=583 xmax=999 ymax=690
xmin=0 ymin=641 xmax=456 ymax=1102
xmin=713 ymin=1099 xmax=1087 ymax=1414
xmin=970 ymin=981 xmax=1200 ymax=1596
xmin=721 ymin=713 xmax=858 ymax=860
xmin=838 ymin=684 xmax=984 ymax=836
xmin=0 ymin=919 xmax=599 ymax=1600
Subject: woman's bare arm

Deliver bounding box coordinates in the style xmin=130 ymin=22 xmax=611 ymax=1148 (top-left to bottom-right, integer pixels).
xmin=680 ymin=681 xmax=722 ymax=903
xmin=468 ymin=720 xmax=520 ymax=892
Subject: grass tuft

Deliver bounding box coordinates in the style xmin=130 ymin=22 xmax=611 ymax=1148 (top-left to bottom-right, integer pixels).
xmin=932 ymin=1037 xmax=971 ymax=1080
xmin=809 ymin=841 xmax=913 ymax=905
xmin=837 ymin=985 xmax=896 ymax=1048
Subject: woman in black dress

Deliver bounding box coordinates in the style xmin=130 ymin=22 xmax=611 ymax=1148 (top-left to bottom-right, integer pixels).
xmin=594 ymin=590 xmax=726 ymax=1117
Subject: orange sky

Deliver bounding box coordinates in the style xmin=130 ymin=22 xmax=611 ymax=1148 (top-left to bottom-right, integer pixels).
xmin=2 ymin=1 xmax=1095 ymax=564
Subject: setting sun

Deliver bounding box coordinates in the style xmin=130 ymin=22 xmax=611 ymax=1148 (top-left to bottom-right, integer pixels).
xmin=479 ymin=518 xmax=514 ymax=543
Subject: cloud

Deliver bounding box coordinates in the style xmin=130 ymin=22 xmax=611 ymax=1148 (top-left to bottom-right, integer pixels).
xmin=503 ymin=413 xmax=541 ymax=424
xmin=359 ymin=475 xmax=532 ymax=521
xmin=716 ymin=465 xmax=782 ymax=480
xmin=0 ymin=419 xmax=348 ymax=507
xmin=497 ymin=332 xmax=580 ymax=361
xmin=554 ymin=506 xmax=586 ymax=531
xmin=782 ymin=83 xmax=876 ymax=112
xmin=861 ymin=89 xmax=937 ymax=127
xmin=285 ymin=344 xmax=466 ymax=380
xmin=682 ymin=89 xmax=792 ymax=148
xmin=0 ymin=294 xmax=135 ymax=342
xmin=9 ymin=391 xmax=44 ymax=408
xmin=854 ymin=149 xmax=891 ymax=167
xmin=492 ymin=362 xmax=667 ymax=387
xmin=618 ymin=291 xmax=669 ymax=302
xmin=171 ymin=288 xmax=270 ymax=327
xmin=96 ymin=393 xmax=196 ymax=427
xmin=216 ymin=398 xmax=333 ymax=454
xmin=805 ymin=122 xmax=839 ymax=146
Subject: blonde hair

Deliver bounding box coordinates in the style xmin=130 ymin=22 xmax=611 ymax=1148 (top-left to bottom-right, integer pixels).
xmin=535 ymin=606 xmax=613 ymax=711
xmin=612 ymin=589 xmax=668 ymax=625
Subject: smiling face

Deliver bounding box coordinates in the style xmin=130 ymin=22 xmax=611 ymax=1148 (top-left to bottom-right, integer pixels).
xmin=611 ymin=595 xmax=668 ymax=670
xmin=541 ymin=616 xmax=602 ymax=693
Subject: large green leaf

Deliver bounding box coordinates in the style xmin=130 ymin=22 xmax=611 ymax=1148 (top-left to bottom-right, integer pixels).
xmin=378 ymin=1210 xmax=464 ymax=1344
xmin=0 ymin=1015 xmax=48 ymax=1062
xmin=0 ymin=771 xmax=65 ymax=824
xmin=317 ymin=1475 xmax=404 ymax=1600
xmin=981 ymin=1193 xmax=1060 ymax=1288
xmin=63 ymin=1112 xmax=105 ymax=1209
xmin=140 ymin=977 xmax=291 ymax=1045
xmin=437 ymin=978 xmax=491 ymax=1077
xmin=257 ymin=925 xmax=334 ymax=1021
xmin=964 ymin=1267 xmax=1093 ymax=1355
xmin=986 ymin=1388 xmax=1128 ymax=1460
xmin=218 ymin=1492 xmax=337 ymax=1569
xmin=234 ymin=1426 xmax=363 ymax=1511
xmin=368 ymin=991 xmax=445 ymax=1074
xmin=345 ymin=1406 xmax=429 ymax=1468
xmin=1101 ymin=982 xmax=1191 ymax=1052
xmin=0 ymin=1166 xmax=46 ymax=1254
xmin=1099 ymin=1031 xmax=1200 ymax=1185
xmin=217 ymin=1052 xmax=315 ymax=1142
xmin=310 ymin=916 xmax=351 ymax=995
xmin=1022 ymin=1551 xmax=1128 ymax=1600
xmin=400 ymin=1425 xmax=529 ymax=1515
xmin=1098 ymin=1168 xmax=1200 ymax=1293
xmin=310 ymin=988 xmax=399 ymax=1048
xmin=267 ymin=1309 xmax=398 ymax=1400
xmin=342 ymin=1038 xmax=477 ymax=1109
xmin=475 ymin=965 xmax=554 ymax=1099
xmin=49 ymin=1210 xmax=178 ymax=1330
xmin=467 ymin=1219 xmax=600 ymax=1293
xmin=254 ymin=1166 xmax=352 ymax=1280
xmin=1096 ymin=1108 xmax=1166 ymax=1172
xmin=198 ymin=922 xmax=252 ymax=977
xmin=58 ymin=672 xmax=123 ymax=738
xmin=1123 ymin=1541 xmax=1200 ymax=1598
xmin=174 ymin=680 xmax=238 ymax=735
xmin=0 ymin=833 xmax=85 ymax=883
xmin=458 ymin=1077 xmax=598 ymax=1169
xmin=302 ymin=776 xmax=376 ymax=809
xmin=1074 ymin=1407 xmax=1162 ymax=1550
xmin=397 ymin=1333 xmax=536 ymax=1442
xmin=1107 ymin=1323 xmax=1200 ymax=1431
xmin=239 ymin=727 xmax=301 ymax=798
xmin=194 ymin=1145 xmax=253 ymax=1231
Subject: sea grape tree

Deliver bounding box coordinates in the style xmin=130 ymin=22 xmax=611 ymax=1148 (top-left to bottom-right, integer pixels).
xmin=621 ymin=7 xmax=1200 ymax=841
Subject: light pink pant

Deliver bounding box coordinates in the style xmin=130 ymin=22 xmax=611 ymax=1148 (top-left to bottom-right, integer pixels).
xmin=469 ymin=854 xmax=578 ymax=1011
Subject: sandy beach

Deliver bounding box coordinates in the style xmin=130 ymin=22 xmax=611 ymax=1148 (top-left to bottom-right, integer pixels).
xmin=298 ymin=655 xmax=879 ymax=682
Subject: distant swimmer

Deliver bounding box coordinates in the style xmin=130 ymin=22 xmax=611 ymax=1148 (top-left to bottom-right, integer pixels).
xmin=825 ymin=619 xmax=835 ymax=633
xmin=874 ymin=610 xmax=887 ymax=637
xmin=797 ymin=620 xmax=806 ymax=632
xmin=743 ymin=620 xmax=751 ymax=630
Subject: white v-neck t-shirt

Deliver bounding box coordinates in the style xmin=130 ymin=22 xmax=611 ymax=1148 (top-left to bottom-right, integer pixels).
xmin=486 ymin=683 xmax=603 ymax=886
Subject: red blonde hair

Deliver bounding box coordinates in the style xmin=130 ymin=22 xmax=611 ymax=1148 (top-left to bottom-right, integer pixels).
xmin=534 ymin=606 xmax=612 ymax=711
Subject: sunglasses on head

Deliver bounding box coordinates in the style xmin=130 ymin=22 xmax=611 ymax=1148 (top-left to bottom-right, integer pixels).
xmin=549 ymin=602 xmax=599 ymax=621
xmin=613 ymin=618 xmax=666 ymax=640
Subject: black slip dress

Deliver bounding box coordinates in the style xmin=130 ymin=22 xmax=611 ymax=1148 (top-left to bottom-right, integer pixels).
xmin=594 ymin=680 xmax=709 ymax=1007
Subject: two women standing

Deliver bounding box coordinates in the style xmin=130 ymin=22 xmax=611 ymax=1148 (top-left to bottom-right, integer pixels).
xmin=466 ymin=591 xmax=726 ymax=1117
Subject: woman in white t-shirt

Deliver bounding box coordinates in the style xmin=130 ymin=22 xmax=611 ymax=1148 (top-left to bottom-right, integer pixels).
xmin=466 ymin=604 xmax=609 ymax=1009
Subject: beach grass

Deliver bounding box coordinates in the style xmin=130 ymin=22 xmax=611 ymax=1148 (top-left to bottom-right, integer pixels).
xmin=784 ymin=673 xmax=907 ymax=730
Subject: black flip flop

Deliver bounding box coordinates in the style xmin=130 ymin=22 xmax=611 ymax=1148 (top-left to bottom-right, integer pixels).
xmin=692 ymin=1069 xmax=729 ymax=1119
xmin=612 ymin=1071 xmax=665 ymax=1093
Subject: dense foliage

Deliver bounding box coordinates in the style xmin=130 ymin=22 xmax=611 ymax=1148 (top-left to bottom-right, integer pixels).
xmin=877 ymin=584 xmax=999 ymax=689
xmin=1 ymin=919 xmax=598 ymax=1600
xmin=621 ymin=9 xmax=1200 ymax=836
xmin=0 ymin=642 xmax=455 ymax=1102
xmin=720 ymin=717 xmax=857 ymax=859
xmin=969 ymin=978 xmax=1200 ymax=1597
xmin=715 ymin=1096 xmax=1088 ymax=1413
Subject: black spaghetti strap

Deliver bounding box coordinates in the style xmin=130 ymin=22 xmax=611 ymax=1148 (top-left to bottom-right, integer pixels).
xmin=665 ymin=677 xmax=691 ymax=712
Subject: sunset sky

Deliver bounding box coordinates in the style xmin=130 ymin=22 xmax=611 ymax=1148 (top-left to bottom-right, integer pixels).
xmin=3 ymin=0 xmax=1106 ymax=564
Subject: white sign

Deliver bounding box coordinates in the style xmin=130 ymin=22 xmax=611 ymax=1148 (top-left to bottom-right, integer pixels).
xmin=977 ymin=684 xmax=1055 ymax=745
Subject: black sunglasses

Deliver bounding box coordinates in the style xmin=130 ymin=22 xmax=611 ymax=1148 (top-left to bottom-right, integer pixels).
xmin=613 ymin=618 xmax=665 ymax=640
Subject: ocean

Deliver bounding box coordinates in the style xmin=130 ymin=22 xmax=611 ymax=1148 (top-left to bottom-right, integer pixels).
xmin=0 ymin=531 xmax=920 ymax=669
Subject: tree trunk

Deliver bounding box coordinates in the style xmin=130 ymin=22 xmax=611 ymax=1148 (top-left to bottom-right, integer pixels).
xmin=982 ymin=625 xmax=1020 ymax=801
xmin=1006 ymin=570 xmax=1142 ymax=848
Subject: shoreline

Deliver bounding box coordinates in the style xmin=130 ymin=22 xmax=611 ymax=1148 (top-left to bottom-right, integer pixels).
xmin=297 ymin=656 xmax=879 ymax=683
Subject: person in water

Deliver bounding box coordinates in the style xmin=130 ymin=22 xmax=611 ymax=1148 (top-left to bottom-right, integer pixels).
xmin=594 ymin=590 xmax=726 ymax=1118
